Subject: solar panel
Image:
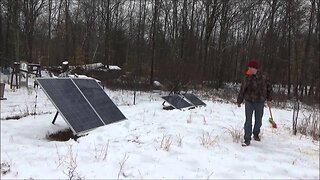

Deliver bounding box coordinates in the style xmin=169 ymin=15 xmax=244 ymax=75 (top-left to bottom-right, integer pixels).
xmin=162 ymin=94 xmax=193 ymax=109
xmin=73 ymin=79 xmax=126 ymax=125
xmin=182 ymin=93 xmax=206 ymax=107
xmin=36 ymin=78 xmax=104 ymax=134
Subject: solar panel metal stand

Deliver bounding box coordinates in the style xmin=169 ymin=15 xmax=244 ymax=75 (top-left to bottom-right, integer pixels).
xmin=52 ymin=111 xmax=59 ymax=124
xmin=162 ymin=83 xmax=181 ymax=106
xmin=163 ymin=105 xmax=174 ymax=110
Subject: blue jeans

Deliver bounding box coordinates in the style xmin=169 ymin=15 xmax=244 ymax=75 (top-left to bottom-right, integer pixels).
xmin=244 ymin=101 xmax=264 ymax=141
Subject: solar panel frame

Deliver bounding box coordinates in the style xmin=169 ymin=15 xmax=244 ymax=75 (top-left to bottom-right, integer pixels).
xmin=72 ymin=78 xmax=126 ymax=125
xmin=161 ymin=94 xmax=193 ymax=109
xmin=36 ymin=78 xmax=105 ymax=134
xmin=182 ymin=93 xmax=206 ymax=107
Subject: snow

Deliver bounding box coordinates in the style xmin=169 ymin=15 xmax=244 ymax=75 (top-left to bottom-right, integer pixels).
xmin=69 ymin=63 xmax=104 ymax=70
xmin=69 ymin=74 xmax=101 ymax=84
xmin=37 ymin=72 xmax=102 ymax=84
xmin=107 ymin=65 xmax=121 ymax=70
xmin=153 ymin=81 xmax=162 ymax=87
xmin=67 ymin=63 xmax=121 ymax=71
xmin=0 ymin=73 xmax=319 ymax=179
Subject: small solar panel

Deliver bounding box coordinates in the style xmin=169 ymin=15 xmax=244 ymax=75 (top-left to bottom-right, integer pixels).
xmin=73 ymin=79 xmax=126 ymax=124
xmin=182 ymin=93 xmax=206 ymax=107
xmin=162 ymin=94 xmax=193 ymax=109
xmin=36 ymin=78 xmax=104 ymax=134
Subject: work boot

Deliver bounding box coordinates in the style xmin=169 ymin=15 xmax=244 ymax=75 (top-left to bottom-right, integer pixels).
xmin=253 ymin=135 xmax=261 ymax=141
xmin=242 ymin=140 xmax=250 ymax=146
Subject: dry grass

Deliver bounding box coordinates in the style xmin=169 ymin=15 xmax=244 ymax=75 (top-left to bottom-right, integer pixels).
xmin=3 ymin=105 xmax=30 ymax=120
xmin=2 ymin=104 xmax=51 ymax=120
xmin=176 ymin=134 xmax=183 ymax=147
xmin=1 ymin=162 xmax=11 ymax=175
xmin=93 ymin=140 xmax=109 ymax=161
xmin=117 ymin=153 xmax=129 ymax=179
xmin=160 ymin=134 xmax=172 ymax=151
xmin=298 ymin=109 xmax=320 ymax=141
xmin=63 ymin=145 xmax=83 ymax=179
xmin=55 ymin=145 xmax=83 ymax=179
xmin=224 ymin=126 xmax=243 ymax=143
xmin=187 ymin=113 xmax=192 ymax=124
xmin=199 ymin=131 xmax=219 ymax=148
xmin=203 ymin=116 xmax=208 ymax=125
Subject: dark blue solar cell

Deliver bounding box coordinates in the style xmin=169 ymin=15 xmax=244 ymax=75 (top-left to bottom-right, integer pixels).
xmin=162 ymin=94 xmax=193 ymax=109
xmin=72 ymin=79 xmax=126 ymax=125
xmin=182 ymin=93 xmax=206 ymax=107
xmin=36 ymin=78 xmax=104 ymax=134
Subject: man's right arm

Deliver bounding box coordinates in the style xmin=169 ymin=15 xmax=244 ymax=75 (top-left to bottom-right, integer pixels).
xmin=237 ymin=77 xmax=246 ymax=106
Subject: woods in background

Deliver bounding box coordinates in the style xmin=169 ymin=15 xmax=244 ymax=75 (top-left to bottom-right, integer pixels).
xmin=0 ymin=0 xmax=319 ymax=99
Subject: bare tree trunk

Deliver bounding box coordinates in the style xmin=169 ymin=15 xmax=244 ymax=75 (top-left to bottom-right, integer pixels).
xmin=172 ymin=0 xmax=179 ymax=68
xmin=287 ymin=0 xmax=292 ymax=97
xmin=64 ymin=0 xmax=69 ymax=61
xmin=150 ymin=0 xmax=158 ymax=85
xmin=293 ymin=37 xmax=300 ymax=98
xmin=13 ymin=0 xmax=20 ymax=61
xmin=47 ymin=0 xmax=52 ymax=66
xmin=104 ymin=0 xmax=111 ymax=68
xmin=203 ymin=0 xmax=219 ymax=80
xmin=314 ymin=0 xmax=320 ymax=98
xmin=136 ymin=0 xmax=146 ymax=75
xmin=4 ymin=4 xmax=10 ymax=59
xmin=217 ymin=0 xmax=229 ymax=89
xmin=22 ymin=0 xmax=45 ymax=62
xmin=0 ymin=0 xmax=3 ymax=59
xmin=264 ymin=0 xmax=279 ymax=80
xmin=57 ymin=0 xmax=63 ymax=29
xmin=300 ymin=0 xmax=316 ymax=97
xmin=140 ymin=0 xmax=147 ymax=75
xmin=126 ymin=0 xmax=135 ymax=66
xmin=180 ymin=0 xmax=187 ymax=60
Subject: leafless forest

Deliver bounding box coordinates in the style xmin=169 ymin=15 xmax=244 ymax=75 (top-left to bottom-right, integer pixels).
xmin=0 ymin=0 xmax=319 ymax=101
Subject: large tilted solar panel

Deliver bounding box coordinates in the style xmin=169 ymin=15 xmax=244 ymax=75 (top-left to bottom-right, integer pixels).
xmin=162 ymin=94 xmax=193 ymax=109
xmin=182 ymin=93 xmax=206 ymax=107
xmin=73 ymin=79 xmax=126 ymax=125
xmin=36 ymin=78 xmax=104 ymax=134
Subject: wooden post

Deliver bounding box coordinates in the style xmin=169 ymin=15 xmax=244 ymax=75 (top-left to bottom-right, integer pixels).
xmin=10 ymin=62 xmax=20 ymax=89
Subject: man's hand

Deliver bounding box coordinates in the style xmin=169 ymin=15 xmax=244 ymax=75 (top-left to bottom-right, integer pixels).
xmin=267 ymin=101 xmax=272 ymax=108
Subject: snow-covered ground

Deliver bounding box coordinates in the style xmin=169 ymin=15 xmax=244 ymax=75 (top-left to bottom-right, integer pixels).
xmin=0 ymin=74 xmax=319 ymax=179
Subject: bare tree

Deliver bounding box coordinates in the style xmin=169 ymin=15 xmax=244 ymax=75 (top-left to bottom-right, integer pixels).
xmin=150 ymin=0 xmax=158 ymax=85
xmin=22 ymin=0 xmax=45 ymax=62
xmin=47 ymin=0 xmax=52 ymax=66
xmin=0 ymin=0 xmax=318 ymax=102
xmin=202 ymin=0 xmax=220 ymax=80
xmin=0 ymin=0 xmax=3 ymax=61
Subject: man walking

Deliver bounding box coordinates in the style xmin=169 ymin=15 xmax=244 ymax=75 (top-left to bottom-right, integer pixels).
xmin=237 ymin=59 xmax=273 ymax=146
